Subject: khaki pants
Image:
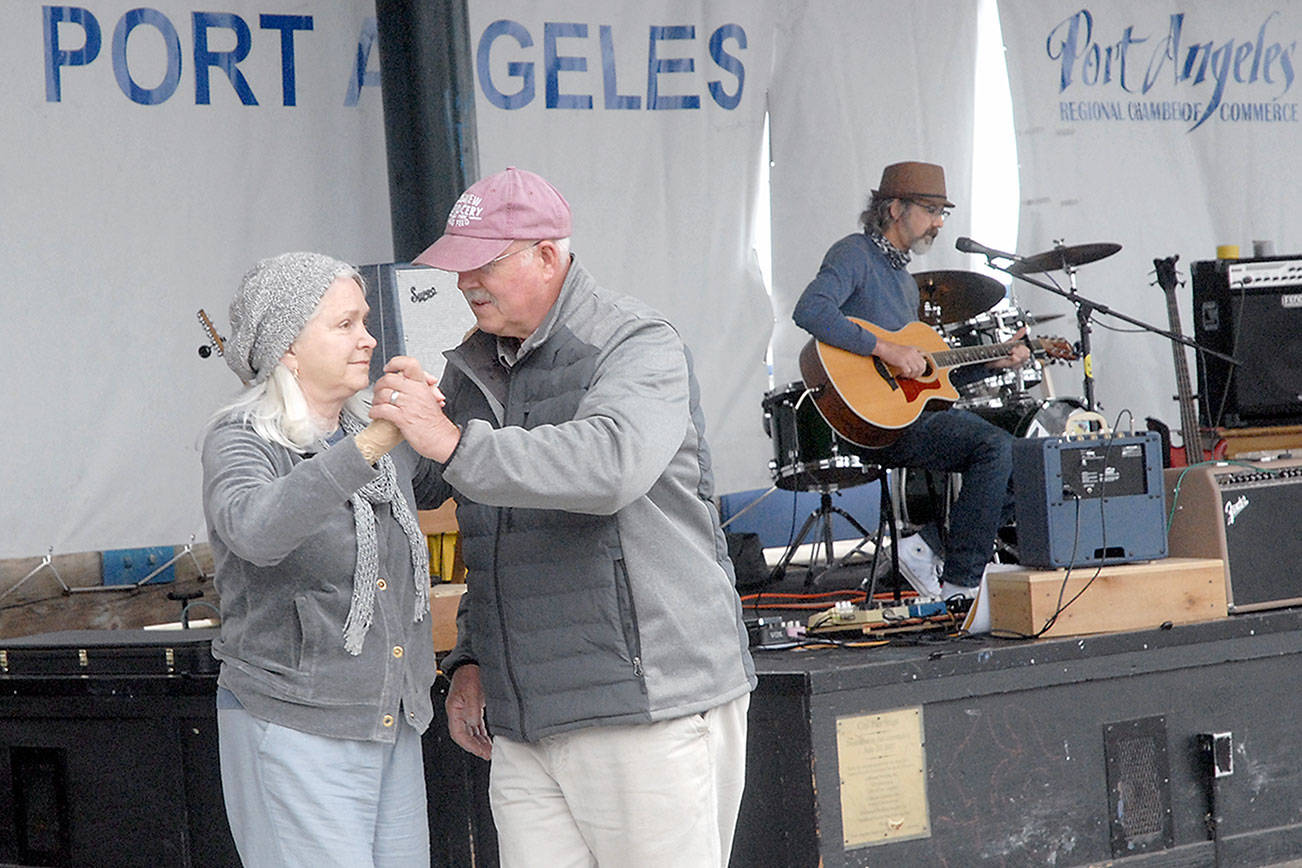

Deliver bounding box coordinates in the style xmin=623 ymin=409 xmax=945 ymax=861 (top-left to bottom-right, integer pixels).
xmin=489 ymin=693 xmax=751 ymax=868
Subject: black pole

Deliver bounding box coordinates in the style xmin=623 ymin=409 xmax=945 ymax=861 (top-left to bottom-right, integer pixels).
xmin=375 ymin=0 xmax=479 ymax=262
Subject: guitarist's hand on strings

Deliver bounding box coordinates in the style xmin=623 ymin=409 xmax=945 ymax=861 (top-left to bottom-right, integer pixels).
xmin=873 ymin=338 xmax=930 ymax=379
xmin=986 ymin=326 xmax=1032 ymax=370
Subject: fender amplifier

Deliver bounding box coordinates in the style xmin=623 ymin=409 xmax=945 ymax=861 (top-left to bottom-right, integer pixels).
xmin=1013 ymin=433 xmax=1167 ymax=568
xmin=1165 ymin=458 xmax=1302 ymax=612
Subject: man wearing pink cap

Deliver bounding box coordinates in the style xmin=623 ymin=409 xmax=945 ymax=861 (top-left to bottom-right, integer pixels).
xmin=370 ymin=167 xmax=756 ymax=866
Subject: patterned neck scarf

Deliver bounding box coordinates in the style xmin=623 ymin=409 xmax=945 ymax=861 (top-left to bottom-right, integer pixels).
xmin=869 ymin=230 xmax=911 ymax=271
xmin=338 ymin=411 xmax=430 ymax=655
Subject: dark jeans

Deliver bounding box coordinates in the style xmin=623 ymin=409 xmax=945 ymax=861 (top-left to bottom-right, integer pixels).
xmin=868 ymin=407 xmax=1014 ymax=588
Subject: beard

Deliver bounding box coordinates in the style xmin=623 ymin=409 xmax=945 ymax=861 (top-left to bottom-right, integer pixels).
xmin=910 ymin=232 xmax=936 ymax=255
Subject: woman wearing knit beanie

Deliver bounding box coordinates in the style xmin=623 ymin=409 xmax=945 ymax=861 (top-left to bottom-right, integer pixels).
xmin=201 ymin=252 xmax=454 ymax=866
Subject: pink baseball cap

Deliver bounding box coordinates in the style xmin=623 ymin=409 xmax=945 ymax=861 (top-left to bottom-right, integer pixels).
xmin=413 ymin=167 xmax=572 ymax=272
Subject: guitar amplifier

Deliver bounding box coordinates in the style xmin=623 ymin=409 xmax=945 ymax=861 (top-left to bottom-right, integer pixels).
xmin=1013 ymin=433 xmax=1167 ymax=568
xmin=357 ymin=262 xmax=474 ymax=383
xmin=1165 ymin=458 xmax=1302 ymax=612
xmin=1191 ymin=257 xmax=1302 ymax=428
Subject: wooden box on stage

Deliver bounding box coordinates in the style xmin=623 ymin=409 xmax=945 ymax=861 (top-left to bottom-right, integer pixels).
xmin=987 ymin=557 xmax=1227 ymax=638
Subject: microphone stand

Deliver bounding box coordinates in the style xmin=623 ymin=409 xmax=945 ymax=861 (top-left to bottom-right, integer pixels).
xmin=976 ymin=256 xmax=1237 ymax=413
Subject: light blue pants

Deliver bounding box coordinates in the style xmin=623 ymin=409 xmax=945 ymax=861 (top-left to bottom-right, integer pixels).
xmin=217 ymin=703 xmax=429 ymax=868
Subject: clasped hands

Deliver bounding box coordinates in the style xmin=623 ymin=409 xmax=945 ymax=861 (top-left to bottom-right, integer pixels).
xmin=369 ymin=355 xmax=462 ymax=463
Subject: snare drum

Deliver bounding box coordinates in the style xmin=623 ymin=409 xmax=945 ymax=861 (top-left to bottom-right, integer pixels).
xmin=762 ymin=382 xmax=878 ymax=491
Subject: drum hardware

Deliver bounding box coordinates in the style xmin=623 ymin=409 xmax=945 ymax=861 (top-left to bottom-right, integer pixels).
xmin=761 ymin=384 xmax=906 ymax=591
xmin=958 ymin=236 xmax=1239 ymax=414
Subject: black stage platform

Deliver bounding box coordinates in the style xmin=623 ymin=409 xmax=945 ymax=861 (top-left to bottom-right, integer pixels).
xmin=2 ymin=605 xmax=1301 ymax=867
xmin=737 ymin=595 xmax=1302 ymax=867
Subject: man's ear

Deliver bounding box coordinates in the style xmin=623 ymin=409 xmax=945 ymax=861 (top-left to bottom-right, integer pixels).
xmin=536 ymin=240 xmax=563 ymax=274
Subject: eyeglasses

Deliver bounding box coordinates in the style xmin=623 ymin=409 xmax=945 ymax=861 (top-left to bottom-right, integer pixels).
xmin=480 ymin=240 xmax=541 ymax=273
xmin=910 ymin=201 xmax=952 ymax=220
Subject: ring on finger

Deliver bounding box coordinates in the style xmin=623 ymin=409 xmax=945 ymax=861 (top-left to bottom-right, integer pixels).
xmin=388 ymin=390 xmax=401 ymax=406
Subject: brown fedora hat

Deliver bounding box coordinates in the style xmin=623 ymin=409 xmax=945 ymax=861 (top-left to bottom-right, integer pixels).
xmin=872 ymin=161 xmax=955 ymax=207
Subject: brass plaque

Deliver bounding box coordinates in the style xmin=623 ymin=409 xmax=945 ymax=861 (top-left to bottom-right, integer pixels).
xmin=836 ymin=707 xmax=929 ymax=848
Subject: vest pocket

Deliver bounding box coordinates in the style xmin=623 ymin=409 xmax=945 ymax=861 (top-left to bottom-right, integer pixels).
xmin=613 ymin=559 xmax=645 ymax=681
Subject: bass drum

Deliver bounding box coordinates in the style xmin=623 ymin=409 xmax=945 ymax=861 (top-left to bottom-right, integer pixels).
xmin=762 ymin=382 xmax=879 ymax=491
xmin=970 ymin=397 xmax=1087 ymax=438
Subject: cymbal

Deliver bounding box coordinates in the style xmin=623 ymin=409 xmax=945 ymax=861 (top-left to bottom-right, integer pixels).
xmin=1008 ymin=242 xmax=1122 ymax=275
xmin=914 ymin=270 xmax=1006 ymax=324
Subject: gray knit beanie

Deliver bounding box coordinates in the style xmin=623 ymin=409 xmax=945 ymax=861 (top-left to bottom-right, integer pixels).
xmin=226 ymin=251 xmax=357 ymax=384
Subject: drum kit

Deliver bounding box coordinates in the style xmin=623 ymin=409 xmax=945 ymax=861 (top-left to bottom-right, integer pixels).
xmin=762 ymin=241 xmax=1120 ymax=541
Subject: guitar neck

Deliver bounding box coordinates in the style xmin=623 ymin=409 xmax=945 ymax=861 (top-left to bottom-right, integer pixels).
xmin=932 ymin=339 xmax=1038 ymax=370
xmin=1162 ymin=291 xmax=1205 ymax=458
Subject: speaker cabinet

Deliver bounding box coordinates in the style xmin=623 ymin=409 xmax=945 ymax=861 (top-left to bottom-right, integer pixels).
xmin=1165 ymin=459 xmax=1302 ymax=612
xmin=357 ymin=262 xmax=475 ymax=383
xmin=1191 ymin=258 xmax=1302 ymax=428
xmin=1012 ymin=433 xmax=1167 ymax=568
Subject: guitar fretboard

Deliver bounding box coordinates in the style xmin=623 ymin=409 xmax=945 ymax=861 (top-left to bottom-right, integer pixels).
xmin=933 ymin=339 xmax=1040 ymax=369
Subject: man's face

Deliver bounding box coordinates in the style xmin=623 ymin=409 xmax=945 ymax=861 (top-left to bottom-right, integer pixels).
xmin=891 ymin=199 xmax=948 ymax=254
xmin=456 ymin=241 xmax=554 ymax=339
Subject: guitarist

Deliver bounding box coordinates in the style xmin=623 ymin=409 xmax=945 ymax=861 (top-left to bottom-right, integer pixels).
xmin=792 ymin=161 xmax=1029 ymax=631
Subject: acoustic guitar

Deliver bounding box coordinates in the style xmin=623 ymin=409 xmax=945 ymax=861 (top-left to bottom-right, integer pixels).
xmin=799 ymin=317 xmax=1077 ymax=448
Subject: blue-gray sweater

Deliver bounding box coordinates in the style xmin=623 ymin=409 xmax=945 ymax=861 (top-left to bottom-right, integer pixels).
xmin=202 ymin=418 xmax=444 ymax=741
xmin=793 ymin=231 xmax=919 ymax=354
xmin=435 ymin=257 xmax=757 ymax=743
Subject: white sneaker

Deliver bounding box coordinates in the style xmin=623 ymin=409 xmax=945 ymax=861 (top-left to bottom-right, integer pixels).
xmin=896 ymin=534 xmax=943 ymax=598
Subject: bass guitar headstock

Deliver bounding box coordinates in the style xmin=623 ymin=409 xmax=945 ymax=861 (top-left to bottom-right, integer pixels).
xmin=1153 ymin=254 xmax=1181 ymax=296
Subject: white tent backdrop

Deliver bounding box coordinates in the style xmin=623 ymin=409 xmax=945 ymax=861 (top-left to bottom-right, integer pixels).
xmin=467 ymin=0 xmax=779 ymax=498
xmin=4 ymin=0 xmax=1298 ymax=562
xmin=999 ymin=0 xmax=1302 ymax=435
xmin=1 ymin=3 xmax=393 ymax=559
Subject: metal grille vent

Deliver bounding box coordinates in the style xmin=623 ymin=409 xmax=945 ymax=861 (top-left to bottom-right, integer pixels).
xmin=1104 ymin=715 xmax=1174 ymax=857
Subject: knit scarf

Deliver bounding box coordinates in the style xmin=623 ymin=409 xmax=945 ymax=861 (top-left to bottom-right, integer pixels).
xmin=869 ymin=230 xmax=911 ymax=270
xmin=338 ymin=412 xmax=430 ymax=655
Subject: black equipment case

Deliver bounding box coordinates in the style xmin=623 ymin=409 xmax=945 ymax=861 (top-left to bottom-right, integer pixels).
xmin=0 ymin=628 xmax=236 ymax=867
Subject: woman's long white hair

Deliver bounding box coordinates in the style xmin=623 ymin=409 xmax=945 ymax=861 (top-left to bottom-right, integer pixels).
xmin=210 ymin=274 xmax=372 ymax=452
